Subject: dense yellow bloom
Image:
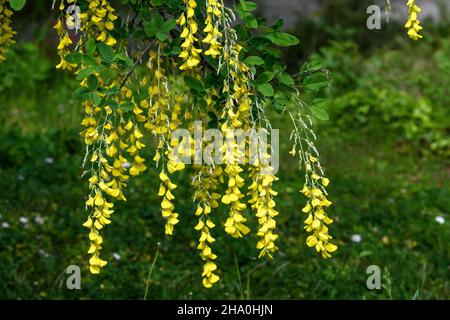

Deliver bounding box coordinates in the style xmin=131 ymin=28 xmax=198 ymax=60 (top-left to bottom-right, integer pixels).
xmin=83 ymin=0 xmax=118 ymax=46
xmin=248 ymin=161 xmax=279 ymax=258
xmin=53 ymin=1 xmax=78 ymax=70
xmin=80 ymin=101 xmax=101 ymax=145
xmin=177 ymin=0 xmax=202 ymax=70
xmin=144 ymin=49 xmax=187 ymax=235
xmin=221 ymin=44 xmax=252 ymax=129
xmin=300 ymin=172 xmax=337 ymax=259
xmin=192 ymin=165 xmax=222 ymax=288
xmin=83 ymin=190 xmax=112 ymax=274
xmin=202 ymin=0 xmax=222 ymax=58
xmin=159 ymin=171 xmax=180 ymax=235
xmin=48 ymin=0 xmax=341 ymax=284
xmin=405 ymin=0 xmax=423 ymax=40
xmin=80 ymin=71 xmax=151 ymax=274
xmin=0 ymin=0 xmax=16 ymax=63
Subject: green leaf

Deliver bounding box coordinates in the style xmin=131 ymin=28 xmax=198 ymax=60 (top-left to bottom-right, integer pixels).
xmin=120 ymin=101 xmax=134 ymax=113
xmin=82 ymin=54 xmax=98 ymax=66
xmin=310 ymin=99 xmax=329 ymax=121
xmin=64 ymin=52 xmax=83 ymax=64
xmin=265 ymin=32 xmax=299 ymax=47
xmin=279 ymin=72 xmax=295 ymax=86
xmin=302 ymin=73 xmax=329 ymax=91
xmin=257 ymin=83 xmax=274 ymax=97
xmin=86 ymin=38 xmax=97 ymax=55
xmin=151 ymin=0 xmax=165 ymax=5
xmin=256 ymin=71 xmax=275 ymax=84
xmin=98 ymin=86 xmax=120 ymax=95
xmin=239 ymin=0 xmax=257 ymax=12
xmin=184 ymin=76 xmax=204 ymax=93
xmin=105 ymin=99 xmax=120 ymax=110
xmin=244 ymin=56 xmax=264 ymax=66
xmin=161 ymin=19 xmax=177 ymax=33
xmin=73 ymin=87 xmax=90 ymax=100
xmin=275 ymin=95 xmax=291 ymax=107
xmin=114 ymin=53 xmax=134 ymax=67
xmin=89 ymin=92 xmax=102 ymax=106
xmin=76 ymin=67 xmax=96 ymax=80
xmin=97 ymin=43 xmax=115 ymax=63
xmin=207 ymin=111 xmax=218 ymax=121
xmin=87 ymin=75 xmax=99 ymax=91
xmin=144 ymin=13 xmax=164 ymax=37
xmin=9 ymin=0 xmax=26 ymax=11
xmin=156 ymin=31 xmax=169 ymax=41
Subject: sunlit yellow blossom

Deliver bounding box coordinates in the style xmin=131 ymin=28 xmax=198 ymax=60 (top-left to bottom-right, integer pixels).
xmin=202 ymin=0 xmax=222 ymax=58
xmin=83 ymin=190 xmax=114 ymax=273
xmin=405 ymin=0 xmax=423 ymax=40
xmin=300 ymin=171 xmax=337 ymax=259
xmin=177 ymin=0 xmax=202 ymax=70
xmin=192 ymin=165 xmax=223 ymax=288
xmin=53 ymin=4 xmax=77 ymax=71
xmin=83 ymin=0 xmax=118 ymax=46
xmin=248 ymin=161 xmax=279 ymax=258
xmin=159 ymin=171 xmax=180 ymax=235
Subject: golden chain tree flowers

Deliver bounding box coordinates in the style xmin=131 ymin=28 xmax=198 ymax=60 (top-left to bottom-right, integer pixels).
xmin=177 ymin=0 xmax=202 ymax=70
xmin=0 ymin=0 xmax=16 ymax=62
xmin=405 ymin=0 xmax=423 ymax=40
xmin=17 ymin=0 xmax=439 ymax=289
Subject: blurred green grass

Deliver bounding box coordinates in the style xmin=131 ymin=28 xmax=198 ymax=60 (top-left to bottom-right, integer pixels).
xmin=0 ymin=31 xmax=449 ymax=299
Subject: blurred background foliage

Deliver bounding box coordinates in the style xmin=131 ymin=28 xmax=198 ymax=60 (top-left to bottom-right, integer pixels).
xmin=0 ymin=0 xmax=448 ymax=299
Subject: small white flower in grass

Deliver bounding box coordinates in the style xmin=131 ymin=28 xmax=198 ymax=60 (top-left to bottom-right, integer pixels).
xmin=17 ymin=175 xmax=25 ymax=181
xmin=19 ymin=217 xmax=28 ymax=224
xmin=44 ymin=157 xmax=54 ymax=164
xmin=113 ymin=252 xmax=121 ymax=261
xmin=351 ymin=234 xmax=362 ymax=243
xmin=435 ymin=216 xmax=445 ymax=225
xmin=2 ymin=222 xmax=10 ymax=228
xmin=34 ymin=215 xmax=44 ymax=225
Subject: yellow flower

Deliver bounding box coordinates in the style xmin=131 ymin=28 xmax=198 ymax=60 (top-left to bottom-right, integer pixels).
xmin=0 ymin=0 xmax=16 ymax=63
xmin=85 ymin=0 xmax=117 ymax=46
xmin=192 ymin=165 xmax=222 ymax=288
xmin=300 ymin=174 xmax=337 ymax=258
xmin=202 ymin=0 xmax=222 ymax=59
xmin=248 ymin=163 xmax=279 ymax=258
xmin=177 ymin=0 xmax=202 ymax=70
xmin=405 ymin=0 xmax=423 ymax=40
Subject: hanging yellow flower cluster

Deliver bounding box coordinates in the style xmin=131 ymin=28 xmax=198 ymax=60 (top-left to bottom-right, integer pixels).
xmin=144 ymin=48 xmax=187 ymax=235
xmin=405 ymin=0 xmax=423 ymax=40
xmin=42 ymin=0 xmax=341 ymax=289
xmin=219 ymin=43 xmax=256 ymax=242
xmin=248 ymin=161 xmax=279 ymax=259
xmin=53 ymin=1 xmax=78 ymax=70
xmin=192 ymin=165 xmax=223 ymax=288
xmin=300 ymin=155 xmax=337 ymax=258
xmin=0 ymin=0 xmax=15 ymax=63
xmin=81 ymin=0 xmax=118 ymax=46
xmin=80 ymin=74 xmax=149 ymax=273
xmin=203 ymin=0 xmax=223 ymax=58
xmin=177 ymin=0 xmax=203 ymax=70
